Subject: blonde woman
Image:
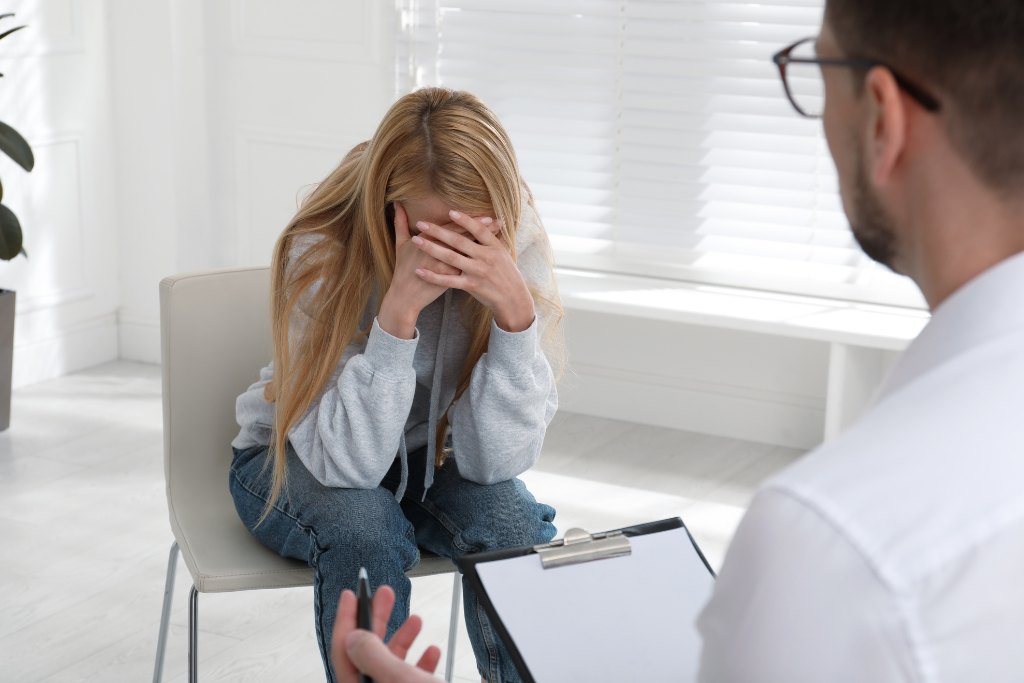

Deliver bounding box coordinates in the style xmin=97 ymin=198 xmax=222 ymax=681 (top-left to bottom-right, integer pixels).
xmin=228 ymin=88 xmax=561 ymax=683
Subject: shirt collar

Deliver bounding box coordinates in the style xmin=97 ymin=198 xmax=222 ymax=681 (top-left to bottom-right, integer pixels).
xmin=878 ymin=249 xmax=1024 ymax=400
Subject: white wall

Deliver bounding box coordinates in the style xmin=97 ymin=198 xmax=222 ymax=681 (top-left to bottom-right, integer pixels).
xmin=4 ymin=0 xmax=397 ymax=385
xmin=0 ymin=0 xmax=121 ymax=388
xmin=111 ymin=0 xmax=397 ymax=363
xmin=2 ymin=0 xmax=859 ymax=451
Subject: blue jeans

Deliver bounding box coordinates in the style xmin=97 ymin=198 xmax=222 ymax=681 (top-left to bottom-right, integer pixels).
xmin=229 ymin=443 xmax=556 ymax=683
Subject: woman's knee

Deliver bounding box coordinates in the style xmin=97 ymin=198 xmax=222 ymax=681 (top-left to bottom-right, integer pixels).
xmin=460 ymin=478 xmax=557 ymax=550
xmin=230 ymin=451 xmax=415 ymax=564
xmin=313 ymin=487 xmax=417 ymax=556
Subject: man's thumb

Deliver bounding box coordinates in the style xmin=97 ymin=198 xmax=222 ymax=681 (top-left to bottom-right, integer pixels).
xmin=346 ymin=630 xmax=394 ymax=681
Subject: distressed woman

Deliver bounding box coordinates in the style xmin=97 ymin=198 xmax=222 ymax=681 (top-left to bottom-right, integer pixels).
xmin=227 ymin=87 xmax=562 ymax=683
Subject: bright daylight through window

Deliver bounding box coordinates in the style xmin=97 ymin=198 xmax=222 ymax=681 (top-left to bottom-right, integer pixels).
xmin=397 ymin=0 xmax=926 ymax=309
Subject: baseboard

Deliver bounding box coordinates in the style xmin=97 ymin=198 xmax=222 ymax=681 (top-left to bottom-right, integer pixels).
xmin=12 ymin=313 xmax=119 ymax=388
xmin=117 ymin=311 xmax=161 ymax=364
xmin=558 ymin=362 xmax=826 ymax=450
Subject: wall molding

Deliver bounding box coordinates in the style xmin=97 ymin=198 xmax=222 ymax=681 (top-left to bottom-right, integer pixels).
xmin=234 ymin=126 xmax=362 ymax=265
xmin=12 ymin=311 xmax=117 ymax=388
xmin=117 ymin=310 xmax=161 ymax=365
xmin=558 ymin=361 xmax=826 ymax=451
xmin=3 ymin=132 xmax=91 ymax=315
xmin=3 ymin=0 xmax=86 ymax=56
xmin=229 ymin=0 xmax=380 ymax=63
xmin=568 ymin=361 xmax=825 ymax=412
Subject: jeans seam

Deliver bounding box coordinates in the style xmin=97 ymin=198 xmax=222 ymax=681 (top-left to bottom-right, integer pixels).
xmin=477 ymin=600 xmax=499 ymax=683
xmin=308 ymin=526 xmax=340 ymax=683
xmin=408 ymin=497 xmax=480 ymax=554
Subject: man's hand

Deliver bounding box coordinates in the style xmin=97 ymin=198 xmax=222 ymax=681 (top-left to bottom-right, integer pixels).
xmin=331 ymin=585 xmax=442 ymax=683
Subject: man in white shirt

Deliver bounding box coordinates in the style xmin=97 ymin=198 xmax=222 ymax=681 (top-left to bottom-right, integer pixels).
xmin=695 ymin=0 xmax=1024 ymax=679
xmin=329 ymin=0 xmax=1024 ymax=680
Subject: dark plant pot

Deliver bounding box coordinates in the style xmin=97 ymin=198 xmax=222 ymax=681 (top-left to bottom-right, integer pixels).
xmin=0 ymin=289 xmax=13 ymax=431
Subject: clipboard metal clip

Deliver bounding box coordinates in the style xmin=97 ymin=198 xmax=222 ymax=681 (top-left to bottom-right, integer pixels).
xmin=533 ymin=528 xmax=632 ymax=569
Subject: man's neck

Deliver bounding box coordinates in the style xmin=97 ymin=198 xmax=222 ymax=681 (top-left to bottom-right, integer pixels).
xmin=899 ymin=161 xmax=1024 ymax=310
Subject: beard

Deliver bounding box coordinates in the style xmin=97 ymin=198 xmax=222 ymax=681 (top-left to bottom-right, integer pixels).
xmin=848 ymin=151 xmax=899 ymax=271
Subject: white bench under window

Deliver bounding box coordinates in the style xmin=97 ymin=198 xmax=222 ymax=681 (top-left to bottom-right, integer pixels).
xmin=555 ymin=269 xmax=930 ymax=448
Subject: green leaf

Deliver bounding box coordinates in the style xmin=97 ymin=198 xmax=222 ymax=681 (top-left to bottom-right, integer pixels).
xmin=0 ymin=175 xmax=4 ymax=203
xmin=19 ymin=245 xmax=27 ymax=258
xmin=0 ymin=25 xmax=26 ymax=43
xmin=0 ymin=14 xmax=14 ymax=21
xmin=0 ymin=203 xmax=22 ymax=261
xmin=0 ymin=121 xmax=33 ymax=171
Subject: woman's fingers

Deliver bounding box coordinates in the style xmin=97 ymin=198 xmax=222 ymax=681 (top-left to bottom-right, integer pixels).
xmin=419 ymin=217 xmax=498 ymax=242
xmin=416 ymin=646 xmax=442 ymax=674
xmin=412 ymin=231 xmax=473 ymax=271
xmin=371 ymin=585 xmax=396 ymax=639
xmin=482 ymin=217 xmax=510 ymax=249
xmin=387 ymin=614 xmax=423 ymax=660
xmin=393 ymin=202 xmax=411 ymax=247
xmin=416 ymin=267 xmax=467 ymax=290
xmin=447 ymin=210 xmax=497 ymax=246
xmin=417 ymin=222 xmax=481 ymax=258
xmin=428 ymin=256 xmax=462 ymax=276
xmin=480 ymin=216 xmax=503 ymax=237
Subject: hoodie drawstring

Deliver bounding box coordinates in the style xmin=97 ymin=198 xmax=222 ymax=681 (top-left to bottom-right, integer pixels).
xmin=423 ymin=289 xmax=453 ymax=499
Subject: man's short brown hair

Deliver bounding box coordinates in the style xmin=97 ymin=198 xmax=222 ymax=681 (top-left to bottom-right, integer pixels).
xmin=825 ymin=0 xmax=1024 ymax=197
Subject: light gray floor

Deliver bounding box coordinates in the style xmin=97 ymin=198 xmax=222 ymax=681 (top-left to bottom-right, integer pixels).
xmin=0 ymin=361 xmax=803 ymax=683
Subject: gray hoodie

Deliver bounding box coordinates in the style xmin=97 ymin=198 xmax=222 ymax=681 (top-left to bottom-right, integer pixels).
xmin=231 ymin=203 xmax=559 ymax=501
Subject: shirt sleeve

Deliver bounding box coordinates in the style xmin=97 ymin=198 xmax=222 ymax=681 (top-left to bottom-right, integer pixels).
xmin=287 ymin=317 xmax=420 ymax=489
xmin=448 ymin=315 xmax=558 ymax=485
xmin=696 ymin=489 xmax=920 ymax=683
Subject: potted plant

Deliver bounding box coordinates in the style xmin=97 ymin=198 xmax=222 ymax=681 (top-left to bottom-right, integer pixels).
xmin=0 ymin=12 xmax=33 ymax=431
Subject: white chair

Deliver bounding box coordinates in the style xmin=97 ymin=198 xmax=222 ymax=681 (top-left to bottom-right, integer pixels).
xmin=154 ymin=266 xmax=462 ymax=683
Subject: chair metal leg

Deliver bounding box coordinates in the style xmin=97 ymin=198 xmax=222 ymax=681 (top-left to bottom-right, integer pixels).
xmin=153 ymin=541 xmax=180 ymax=683
xmin=188 ymin=584 xmax=199 ymax=683
xmin=444 ymin=572 xmax=462 ymax=683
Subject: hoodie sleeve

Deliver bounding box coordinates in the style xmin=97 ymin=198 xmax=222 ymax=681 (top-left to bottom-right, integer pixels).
xmin=237 ymin=233 xmax=421 ymax=489
xmin=285 ymin=318 xmax=420 ymax=489
xmin=447 ymin=205 xmax=561 ymax=485
xmin=448 ymin=314 xmax=558 ymax=485
xmin=234 ymin=315 xmax=419 ymax=490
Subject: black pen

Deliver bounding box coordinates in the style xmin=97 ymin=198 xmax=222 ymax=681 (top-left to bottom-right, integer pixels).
xmin=356 ymin=567 xmax=374 ymax=683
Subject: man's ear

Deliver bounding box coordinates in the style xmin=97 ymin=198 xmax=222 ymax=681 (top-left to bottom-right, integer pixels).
xmin=864 ymin=65 xmax=907 ymax=188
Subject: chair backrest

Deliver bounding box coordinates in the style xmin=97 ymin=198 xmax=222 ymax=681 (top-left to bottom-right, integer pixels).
xmin=161 ymin=266 xmax=312 ymax=592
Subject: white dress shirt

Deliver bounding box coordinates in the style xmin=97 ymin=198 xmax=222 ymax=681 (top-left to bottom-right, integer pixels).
xmin=697 ymin=251 xmax=1024 ymax=683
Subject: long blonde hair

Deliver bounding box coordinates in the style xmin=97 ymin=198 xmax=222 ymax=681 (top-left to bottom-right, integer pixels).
xmin=260 ymin=87 xmax=562 ymax=518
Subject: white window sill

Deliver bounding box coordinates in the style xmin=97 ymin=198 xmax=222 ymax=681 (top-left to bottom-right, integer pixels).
xmin=556 ymin=267 xmax=930 ymax=352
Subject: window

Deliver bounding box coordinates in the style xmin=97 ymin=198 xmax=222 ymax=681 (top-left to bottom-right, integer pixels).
xmin=397 ymin=0 xmax=925 ymax=309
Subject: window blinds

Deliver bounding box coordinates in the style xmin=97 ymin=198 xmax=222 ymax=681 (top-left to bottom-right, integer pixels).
xmin=396 ymin=0 xmax=925 ymax=308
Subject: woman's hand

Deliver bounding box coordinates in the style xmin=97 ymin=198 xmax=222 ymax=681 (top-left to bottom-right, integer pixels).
xmin=377 ymin=202 xmax=461 ymax=340
xmin=412 ymin=210 xmax=536 ymax=333
xmin=330 ymin=585 xmax=441 ymax=683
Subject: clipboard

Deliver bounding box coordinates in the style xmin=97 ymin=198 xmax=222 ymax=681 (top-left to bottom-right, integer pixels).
xmin=456 ymin=518 xmax=716 ymax=683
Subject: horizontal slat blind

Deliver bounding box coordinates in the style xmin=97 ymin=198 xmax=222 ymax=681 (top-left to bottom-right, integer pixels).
xmin=397 ymin=0 xmax=925 ymax=308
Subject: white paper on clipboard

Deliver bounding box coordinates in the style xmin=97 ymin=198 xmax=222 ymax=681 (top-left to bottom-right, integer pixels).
xmin=475 ymin=527 xmax=715 ymax=683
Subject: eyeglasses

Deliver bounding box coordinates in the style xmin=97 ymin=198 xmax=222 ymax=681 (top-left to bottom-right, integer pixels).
xmin=772 ymin=38 xmax=941 ymax=119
